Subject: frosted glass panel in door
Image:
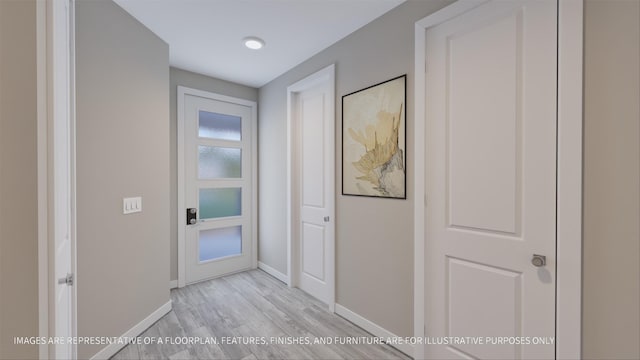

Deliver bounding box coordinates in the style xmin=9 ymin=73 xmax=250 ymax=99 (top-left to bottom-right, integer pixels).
xmin=198 ymin=110 xmax=241 ymax=141
xmin=199 ymin=188 xmax=241 ymax=219
xmin=199 ymin=226 xmax=242 ymax=262
xmin=198 ymin=146 xmax=241 ymax=179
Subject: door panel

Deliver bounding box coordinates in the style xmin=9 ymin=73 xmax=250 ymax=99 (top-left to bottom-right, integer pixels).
xmin=447 ymin=9 xmax=520 ymax=234
xmin=184 ymin=94 xmax=254 ymax=284
xmin=302 ymin=222 xmax=325 ymax=280
xmin=293 ymin=68 xmax=335 ymax=306
xmin=448 ymin=258 xmax=522 ymax=359
xmin=425 ymin=1 xmax=557 ymax=359
xmin=301 ymin=95 xmax=326 ymax=208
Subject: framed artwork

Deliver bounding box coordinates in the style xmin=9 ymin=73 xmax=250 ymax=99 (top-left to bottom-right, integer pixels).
xmin=342 ymin=75 xmax=406 ymax=199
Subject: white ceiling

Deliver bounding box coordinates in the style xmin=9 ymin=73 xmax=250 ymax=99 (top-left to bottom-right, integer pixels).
xmin=113 ymin=0 xmax=405 ymax=88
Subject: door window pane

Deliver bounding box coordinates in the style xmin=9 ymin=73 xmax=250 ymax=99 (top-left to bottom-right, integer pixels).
xmin=199 ymin=226 xmax=242 ymax=262
xmin=199 ymin=188 xmax=241 ymax=219
xmin=198 ymin=146 xmax=241 ymax=179
xmin=198 ymin=110 xmax=241 ymax=141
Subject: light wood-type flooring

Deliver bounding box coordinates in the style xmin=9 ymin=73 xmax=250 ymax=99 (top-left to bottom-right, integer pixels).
xmin=111 ymin=270 xmax=410 ymax=360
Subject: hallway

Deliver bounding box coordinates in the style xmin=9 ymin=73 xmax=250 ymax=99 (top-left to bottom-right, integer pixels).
xmin=112 ymin=270 xmax=409 ymax=359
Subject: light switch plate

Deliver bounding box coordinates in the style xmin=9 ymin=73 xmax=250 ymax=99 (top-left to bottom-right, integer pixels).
xmin=123 ymin=197 xmax=142 ymax=214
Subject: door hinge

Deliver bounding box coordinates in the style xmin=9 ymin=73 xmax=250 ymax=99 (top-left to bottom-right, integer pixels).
xmin=58 ymin=273 xmax=73 ymax=286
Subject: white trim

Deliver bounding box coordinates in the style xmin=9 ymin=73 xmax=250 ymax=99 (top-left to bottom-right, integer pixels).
xmin=335 ymin=304 xmax=414 ymax=358
xmin=413 ymin=1 xmax=583 ymax=359
xmin=177 ymin=86 xmax=186 ymax=288
xmin=286 ymin=64 xmax=336 ymax=311
xmin=36 ymin=1 xmax=49 ymax=358
xmin=257 ymin=261 xmax=288 ymax=284
xmin=176 ymin=86 xmax=258 ymax=288
xmin=250 ymin=94 xmax=258 ymax=271
xmin=178 ymin=86 xmax=258 ymax=109
xmin=286 ymin=90 xmax=293 ymax=287
xmin=556 ymin=0 xmax=583 ymax=358
xmin=90 ymin=301 xmax=172 ymax=360
xmin=69 ymin=1 xmax=79 ymax=358
xmin=415 ymin=0 xmax=487 ymax=29
xmin=169 ymin=280 xmax=178 ymax=289
xmin=412 ymin=22 xmax=426 ymax=360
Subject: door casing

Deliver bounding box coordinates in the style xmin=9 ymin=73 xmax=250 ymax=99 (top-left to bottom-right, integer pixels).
xmin=412 ymin=1 xmax=583 ymax=359
xmin=286 ymin=64 xmax=336 ymax=311
xmin=177 ymin=86 xmax=258 ymax=288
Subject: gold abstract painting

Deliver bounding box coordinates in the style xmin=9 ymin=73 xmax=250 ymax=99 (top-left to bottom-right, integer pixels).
xmin=342 ymin=75 xmax=406 ymax=199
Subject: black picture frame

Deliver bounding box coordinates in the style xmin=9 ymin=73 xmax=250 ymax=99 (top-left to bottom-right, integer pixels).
xmin=341 ymin=75 xmax=407 ymax=199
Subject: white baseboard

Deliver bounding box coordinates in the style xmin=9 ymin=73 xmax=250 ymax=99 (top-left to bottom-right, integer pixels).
xmin=90 ymin=301 xmax=172 ymax=360
xmin=258 ymin=261 xmax=288 ymax=284
xmin=169 ymin=280 xmax=178 ymax=289
xmin=335 ymin=304 xmax=414 ymax=358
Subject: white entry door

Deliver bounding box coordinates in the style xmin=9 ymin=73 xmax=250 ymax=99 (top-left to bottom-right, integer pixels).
xmin=288 ymin=65 xmax=335 ymax=307
xmin=424 ymin=1 xmax=557 ymax=359
xmin=179 ymin=87 xmax=256 ymax=285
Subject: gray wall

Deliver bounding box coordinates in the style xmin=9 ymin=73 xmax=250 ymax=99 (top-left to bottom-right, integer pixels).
xmin=75 ymin=1 xmax=170 ymax=358
xmin=258 ymin=0 xmax=452 ymax=338
xmin=0 ymin=1 xmax=39 ymax=358
xmin=583 ymin=0 xmax=640 ymax=359
xmin=1 ymin=1 xmax=637 ymax=358
xmin=169 ymin=67 xmax=257 ymax=282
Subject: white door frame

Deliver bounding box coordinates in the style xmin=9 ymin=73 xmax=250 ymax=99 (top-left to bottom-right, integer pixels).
xmin=177 ymin=86 xmax=258 ymax=288
xmin=286 ymin=64 xmax=336 ymax=311
xmin=413 ymin=1 xmax=583 ymax=359
xmin=37 ymin=0 xmax=78 ymax=358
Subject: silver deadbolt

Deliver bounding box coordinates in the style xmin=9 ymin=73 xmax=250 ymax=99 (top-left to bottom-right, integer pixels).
xmin=531 ymin=254 xmax=546 ymax=267
xmin=58 ymin=273 xmax=73 ymax=286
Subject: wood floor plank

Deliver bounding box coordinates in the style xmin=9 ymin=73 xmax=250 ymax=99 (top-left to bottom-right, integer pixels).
xmin=167 ymin=349 xmax=191 ymax=360
xmin=111 ymin=341 xmax=140 ymax=360
xmin=194 ymin=302 xmax=252 ymax=360
xmin=138 ymin=326 xmax=168 ymax=360
xmin=156 ymin=310 xmax=190 ymax=357
xmin=172 ymin=303 xmax=207 ymax=334
xmin=187 ymin=326 xmax=226 ymax=359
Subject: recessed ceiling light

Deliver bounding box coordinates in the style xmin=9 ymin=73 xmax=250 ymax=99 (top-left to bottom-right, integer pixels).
xmin=243 ymin=37 xmax=265 ymax=50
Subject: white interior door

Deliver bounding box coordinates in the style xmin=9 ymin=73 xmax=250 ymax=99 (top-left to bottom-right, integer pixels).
xmin=50 ymin=0 xmax=76 ymax=358
xmin=288 ymin=65 xmax=335 ymax=308
xmin=180 ymin=89 xmax=256 ymax=285
xmin=424 ymin=1 xmax=557 ymax=359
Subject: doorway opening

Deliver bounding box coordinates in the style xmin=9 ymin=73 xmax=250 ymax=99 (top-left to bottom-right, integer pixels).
xmin=286 ymin=64 xmax=336 ymax=310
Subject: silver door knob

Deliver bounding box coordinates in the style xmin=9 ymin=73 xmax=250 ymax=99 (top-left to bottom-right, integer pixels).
xmin=58 ymin=273 xmax=73 ymax=286
xmin=531 ymin=254 xmax=546 ymax=267
xmin=189 ymin=218 xmax=197 ymax=225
